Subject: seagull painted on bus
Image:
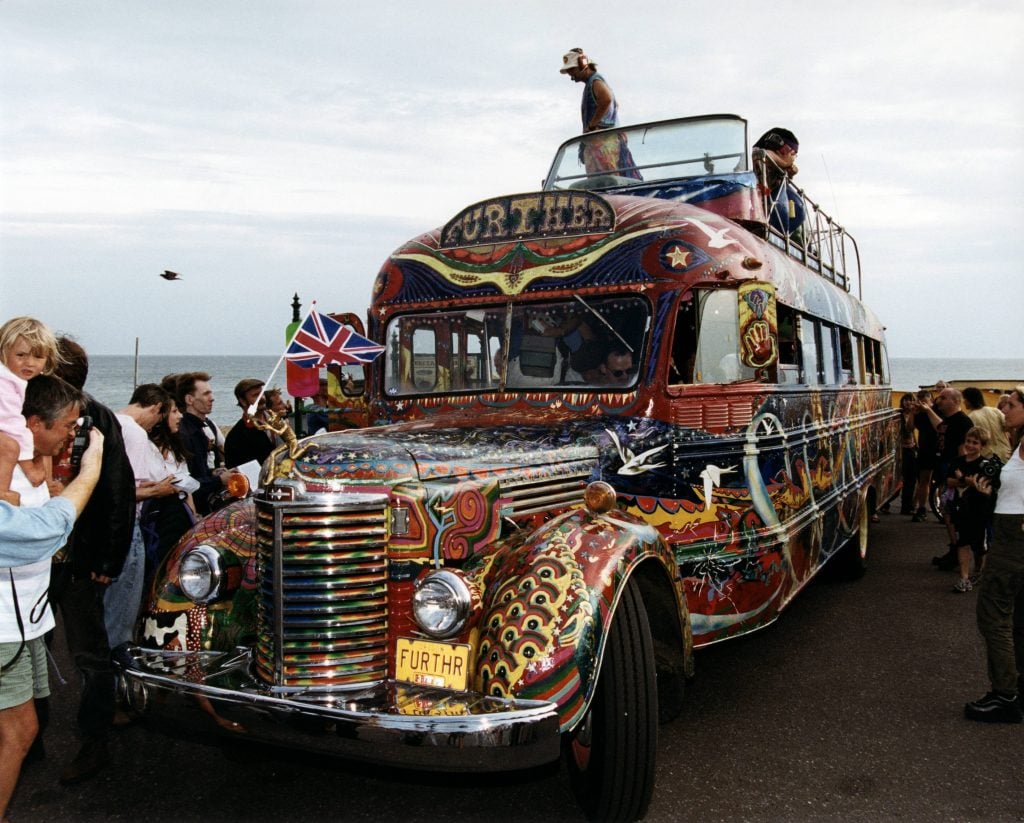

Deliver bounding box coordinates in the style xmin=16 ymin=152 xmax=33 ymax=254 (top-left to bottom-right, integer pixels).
xmin=699 ymin=463 xmax=738 ymax=511
xmin=160 ymin=270 xmax=182 ymax=281
xmin=605 ymin=428 xmax=668 ymax=476
xmin=685 ymin=217 xmax=739 ymax=249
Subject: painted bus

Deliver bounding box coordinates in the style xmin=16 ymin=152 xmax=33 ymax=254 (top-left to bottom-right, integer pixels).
xmin=119 ymin=114 xmax=898 ymax=821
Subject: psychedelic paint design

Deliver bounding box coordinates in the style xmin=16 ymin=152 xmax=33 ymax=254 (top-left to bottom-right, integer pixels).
xmin=121 ymin=114 xmax=897 ymax=820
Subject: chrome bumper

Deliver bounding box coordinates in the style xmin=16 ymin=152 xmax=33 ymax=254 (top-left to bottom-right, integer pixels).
xmin=115 ymin=645 xmax=561 ymax=772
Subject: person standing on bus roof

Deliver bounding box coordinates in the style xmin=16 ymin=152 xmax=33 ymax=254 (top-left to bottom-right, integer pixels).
xmin=559 ymin=48 xmax=642 ymax=180
xmin=753 ymin=128 xmax=800 ymax=190
xmin=559 ymin=48 xmax=617 ymax=133
xmin=753 ymin=128 xmax=803 ymax=238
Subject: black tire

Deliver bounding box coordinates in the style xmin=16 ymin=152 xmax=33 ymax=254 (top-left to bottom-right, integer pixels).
xmin=834 ymin=495 xmax=871 ymax=580
xmin=564 ymin=577 xmax=657 ymax=822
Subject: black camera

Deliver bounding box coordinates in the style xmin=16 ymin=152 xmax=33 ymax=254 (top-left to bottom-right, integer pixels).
xmin=70 ymin=415 xmax=93 ymax=468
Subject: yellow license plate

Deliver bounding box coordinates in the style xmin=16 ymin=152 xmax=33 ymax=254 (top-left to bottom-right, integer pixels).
xmin=395 ymin=638 xmax=471 ymax=691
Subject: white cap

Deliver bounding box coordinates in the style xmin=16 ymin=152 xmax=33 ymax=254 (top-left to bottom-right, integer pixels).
xmin=559 ymin=49 xmax=589 ymax=73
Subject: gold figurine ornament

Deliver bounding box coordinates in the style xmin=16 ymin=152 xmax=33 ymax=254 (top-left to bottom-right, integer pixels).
xmin=252 ymin=408 xmax=312 ymax=470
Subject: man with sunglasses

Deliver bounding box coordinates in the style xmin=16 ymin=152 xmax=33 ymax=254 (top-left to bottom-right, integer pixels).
xmin=600 ymin=348 xmax=635 ymax=386
xmin=753 ymin=127 xmax=803 ymax=238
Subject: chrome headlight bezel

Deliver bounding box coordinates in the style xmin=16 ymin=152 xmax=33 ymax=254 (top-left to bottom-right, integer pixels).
xmin=412 ymin=570 xmax=472 ymax=639
xmin=178 ymin=544 xmax=224 ymax=604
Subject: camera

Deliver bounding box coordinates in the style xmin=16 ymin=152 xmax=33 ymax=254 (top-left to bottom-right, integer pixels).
xmin=70 ymin=416 xmax=93 ymax=468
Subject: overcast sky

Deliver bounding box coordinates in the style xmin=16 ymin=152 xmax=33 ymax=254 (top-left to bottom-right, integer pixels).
xmin=1 ymin=0 xmax=1021 ymax=359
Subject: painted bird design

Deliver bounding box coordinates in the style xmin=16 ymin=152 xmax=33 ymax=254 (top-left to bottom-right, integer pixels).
xmin=699 ymin=463 xmax=738 ymax=511
xmin=685 ymin=217 xmax=739 ymax=249
xmin=605 ymin=428 xmax=668 ymax=475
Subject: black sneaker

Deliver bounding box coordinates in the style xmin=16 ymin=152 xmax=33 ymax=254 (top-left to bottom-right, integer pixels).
xmin=964 ymin=691 xmax=1024 ymax=724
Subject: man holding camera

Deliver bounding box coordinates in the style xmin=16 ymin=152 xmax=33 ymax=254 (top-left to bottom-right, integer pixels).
xmin=1 ymin=376 xmax=104 ymax=818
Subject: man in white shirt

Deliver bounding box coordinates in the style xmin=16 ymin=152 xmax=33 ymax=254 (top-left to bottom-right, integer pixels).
xmin=106 ymin=385 xmax=176 ymax=649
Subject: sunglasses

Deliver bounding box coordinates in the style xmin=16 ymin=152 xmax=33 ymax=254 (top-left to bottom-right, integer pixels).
xmin=608 ymin=368 xmax=631 ymax=378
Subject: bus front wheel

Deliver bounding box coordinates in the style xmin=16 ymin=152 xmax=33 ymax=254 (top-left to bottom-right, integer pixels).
xmin=563 ymin=576 xmax=657 ymax=822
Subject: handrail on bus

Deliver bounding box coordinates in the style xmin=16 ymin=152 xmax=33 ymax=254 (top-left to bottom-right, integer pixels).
xmin=761 ymin=180 xmax=862 ymax=298
xmin=552 ymin=151 xmax=746 ymax=187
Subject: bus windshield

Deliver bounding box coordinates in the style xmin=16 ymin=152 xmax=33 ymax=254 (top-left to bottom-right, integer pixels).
xmin=543 ymin=115 xmax=749 ymax=191
xmin=382 ymin=296 xmax=650 ymax=396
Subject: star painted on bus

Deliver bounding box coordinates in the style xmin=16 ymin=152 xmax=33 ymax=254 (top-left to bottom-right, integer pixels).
xmin=660 ymin=240 xmax=708 ymax=273
xmin=666 ymin=245 xmax=691 ymax=268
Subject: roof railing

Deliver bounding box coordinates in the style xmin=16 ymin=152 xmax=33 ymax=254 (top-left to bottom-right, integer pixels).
xmin=761 ymin=180 xmax=862 ymax=298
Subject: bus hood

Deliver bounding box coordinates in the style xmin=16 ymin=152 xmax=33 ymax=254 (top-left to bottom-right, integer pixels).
xmin=268 ymin=419 xmax=609 ymax=490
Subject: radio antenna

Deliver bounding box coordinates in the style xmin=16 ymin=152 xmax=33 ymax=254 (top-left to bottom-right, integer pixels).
xmin=821 ymin=153 xmax=839 ymax=218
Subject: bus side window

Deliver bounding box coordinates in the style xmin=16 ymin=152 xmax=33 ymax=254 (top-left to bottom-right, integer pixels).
xmin=820 ymin=322 xmax=838 ymax=384
xmin=800 ymin=316 xmax=820 ymax=384
xmin=669 ymin=298 xmax=697 ymax=384
xmin=838 ymin=327 xmax=857 ymax=384
xmin=694 ymin=290 xmax=756 ymax=384
xmin=860 ymin=335 xmax=876 ymax=385
xmin=777 ymin=304 xmax=801 ymax=385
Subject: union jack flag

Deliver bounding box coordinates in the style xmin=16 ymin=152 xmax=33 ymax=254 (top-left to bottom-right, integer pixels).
xmin=285 ymin=310 xmax=384 ymax=368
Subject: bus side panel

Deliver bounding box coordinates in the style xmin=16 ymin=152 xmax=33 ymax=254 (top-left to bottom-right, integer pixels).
xmin=621 ymin=385 xmax=893 ymax=646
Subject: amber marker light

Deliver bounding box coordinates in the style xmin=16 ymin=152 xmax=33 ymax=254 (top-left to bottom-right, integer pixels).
xmin=741 ymin=256 xmax=763 ymax=269
xmin=225 ymin=472 xmax=250 ymax=498
xmin=584 ymin=481 xmax=617 ymax=514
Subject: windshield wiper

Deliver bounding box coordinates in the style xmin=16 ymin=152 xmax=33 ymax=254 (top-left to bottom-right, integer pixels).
xmin=573 ymin=295 xmax=633 ymax=352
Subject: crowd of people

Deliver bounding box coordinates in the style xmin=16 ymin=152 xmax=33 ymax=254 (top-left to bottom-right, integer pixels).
xmin=0 ymin=315 xmax=284 ymax=815
xmin=895 ymin=384 xmax=1013 ymax=589
xmin=889 ymin=380 xmax=1024 ymax=724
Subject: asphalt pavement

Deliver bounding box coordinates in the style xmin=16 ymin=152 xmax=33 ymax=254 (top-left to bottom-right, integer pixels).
xmin=10 ymin=511 xmax=1024 ymax=822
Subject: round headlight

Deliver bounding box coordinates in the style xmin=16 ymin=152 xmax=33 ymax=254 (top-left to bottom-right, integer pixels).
xmin=178 ymin=545 xmax=223 ymax=604
xmin=412 ymin=570 xmax=472 ymax=638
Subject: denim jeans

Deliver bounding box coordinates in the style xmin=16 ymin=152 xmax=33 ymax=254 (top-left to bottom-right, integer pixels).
xmin=104 ymin=522 xmax=145 ymax=648
xmin=976 ymin=514 xmax=1024 ymax=694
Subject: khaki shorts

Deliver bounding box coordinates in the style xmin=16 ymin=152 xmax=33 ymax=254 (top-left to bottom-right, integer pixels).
xmin=0 ymin=637 xmax=51 ymax=710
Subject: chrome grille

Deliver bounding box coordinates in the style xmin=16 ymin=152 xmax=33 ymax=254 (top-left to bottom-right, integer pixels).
xmin=255 ymin=492 xmax=389 ymax=693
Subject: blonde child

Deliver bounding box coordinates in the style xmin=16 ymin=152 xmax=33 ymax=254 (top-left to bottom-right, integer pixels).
xmin=0 ymin=316 xmax=62 ymax=504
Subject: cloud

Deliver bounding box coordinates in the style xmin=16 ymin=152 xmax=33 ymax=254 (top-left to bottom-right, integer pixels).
xmin=1 ymin=0 xmax=1021 ymax=361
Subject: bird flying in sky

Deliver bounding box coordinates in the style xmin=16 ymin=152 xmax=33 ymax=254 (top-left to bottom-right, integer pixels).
xmin=160 ymin=270 xmax=182 ymax=280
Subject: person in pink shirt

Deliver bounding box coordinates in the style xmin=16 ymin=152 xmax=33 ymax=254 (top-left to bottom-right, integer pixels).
xmin=0 ymin=317 xmax=62 ymax=505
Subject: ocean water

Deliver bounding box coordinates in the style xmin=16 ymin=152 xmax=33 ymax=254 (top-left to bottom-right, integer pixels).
xmin=885 ymin=358 xmax=1024 ymax=393
xmin=83 ymin=354 xmax=1024 ymax=421
xmin=86 ymin=355 xmax=282 ymax=427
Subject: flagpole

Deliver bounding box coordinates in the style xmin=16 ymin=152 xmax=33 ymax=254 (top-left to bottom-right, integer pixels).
xmin=248 ymin=300 xmax=318 ymax=416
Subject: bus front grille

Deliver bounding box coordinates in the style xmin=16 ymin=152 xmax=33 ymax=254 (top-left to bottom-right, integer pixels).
xmin=254 ymin=494 xmax=389 ymax=694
